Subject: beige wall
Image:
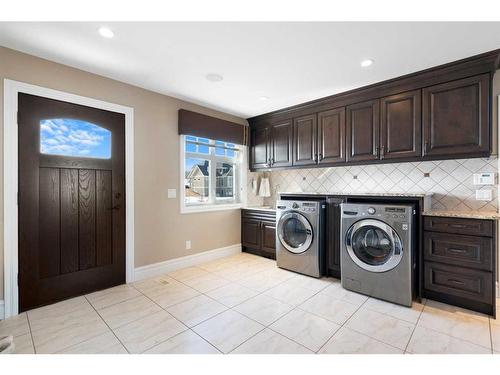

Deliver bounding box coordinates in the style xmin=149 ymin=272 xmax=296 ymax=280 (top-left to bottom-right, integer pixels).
xmin=0 ymin=47 xmax=247 ymax=300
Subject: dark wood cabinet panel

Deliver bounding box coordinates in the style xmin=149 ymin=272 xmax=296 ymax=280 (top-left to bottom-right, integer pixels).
xmin=423 ymin=216 xmax=496 ymax=316
xmin=270 ymin=120 xmax=293 ymax=167
xmin=261 ymin=221 xmax=276 ymax=253
xmin=346 ymin=99 xmax=380 ymax=162
xmin=424 ymin=232 xmax=493 ymax=272
xmin=242 ymin=219 xmax=261 ymax=249
xmin=293 ymin=114 xmax=317 ymax=166
xmin=423 ymin=216 xmax=493 ymax=237
xmin=318 ymin=107 xmax=345 ymax=165
xmin=250 ymin=126 xmax=270 ymax=169
xmin=424 ymin=261 xmax=493 ymax=305
xmin=423 ymin=74 xmax=490 ymax=157
xmin=326 ymin=198 xmax=344 ymax=278
xmin=380 ymin=90 xmax=422 ymax=160
xmin=241 ymin=210 xmax=276 ymax=260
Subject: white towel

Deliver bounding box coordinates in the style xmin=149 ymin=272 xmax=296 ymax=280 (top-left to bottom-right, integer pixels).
xmin=251 ymin=178 xmax=258 ymax=194
xmin=258 ymin=177 xmax=271 ymax=197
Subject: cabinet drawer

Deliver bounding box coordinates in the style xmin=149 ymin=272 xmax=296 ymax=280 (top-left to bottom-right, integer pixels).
xmin=424 ymin=232 xmax=493 ymax=271
xmin=424 ymin=216 xmax=493 ymax=237
xmin=424 ymin=262 xmax=493 ymax=305
xmin=242 ymin=209 xmax=276 ymax=222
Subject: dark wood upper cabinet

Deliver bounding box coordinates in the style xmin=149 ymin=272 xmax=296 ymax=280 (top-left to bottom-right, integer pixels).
xmin=250 ymin=126 xmax=270 ymax=169
xmin=293 ymin=114 xmax=317 ymax=166
xmin=270 ymin=120 xmax=293 ymax=167
xmin=380 ymin=90 xmax=422 ymax=160
xmin=422 ymin=74 xmax=490 ymax=158
xmin=346 ymin=99 xmax=380 ymax=162
xmin=248 ymin=50 xmax=499 ymax=171
xmin=317 ymin=107 xmax=345 ymax=165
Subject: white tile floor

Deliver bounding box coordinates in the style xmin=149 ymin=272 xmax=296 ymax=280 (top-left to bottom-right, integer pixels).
xmin=1 ymin=252 xmax=499 ymax=354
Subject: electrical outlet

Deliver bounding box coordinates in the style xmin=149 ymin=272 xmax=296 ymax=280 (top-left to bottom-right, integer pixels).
xmin=185 ymin=240 xmax=191 ymax=250
xmin=167 ymin=189 xmax=176 ymax=198
xmin=475 ymin=189 xmax=492 ymax=201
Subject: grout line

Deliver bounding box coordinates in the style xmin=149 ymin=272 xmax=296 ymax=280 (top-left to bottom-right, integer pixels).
xmin=24 ymin=312 xmax=37 ymax=354
xmin=402 ymin=298 xmax=427 ymax=354
xmin=313 ymin=295 xmax=370 ymax=354
xmin=129 ymin=280 xmax=222 ymax=354
xmin=83 ymin=295 xmax=131 ymax=354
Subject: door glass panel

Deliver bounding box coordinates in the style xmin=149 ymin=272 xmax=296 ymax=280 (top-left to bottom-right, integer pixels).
xmin=184 ymin=158 xmax=210 ymax=204
xmin=216 ymin=162 xmax=234 ymax=199
xmin=282 ymin=217 xmax=308 ymax=248
xmin=40 ymin=119 xmax=111 ymax=159
xmin=351 ymin=225 xmax=393 ymax=266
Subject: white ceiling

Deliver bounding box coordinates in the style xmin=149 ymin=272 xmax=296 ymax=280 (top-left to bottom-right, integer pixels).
xmin=1 ymin=22 xmax=500 ymax=118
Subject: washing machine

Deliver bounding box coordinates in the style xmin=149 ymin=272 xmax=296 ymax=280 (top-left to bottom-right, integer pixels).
xmin=276 ymin=200 xmax=325 ymax=278
xmin=340 ymin=202 xmax=415 ymax=306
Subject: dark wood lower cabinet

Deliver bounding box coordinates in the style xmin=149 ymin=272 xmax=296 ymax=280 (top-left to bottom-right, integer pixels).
xmin=241 ymin=209 xmax=276 ymax=259
xmin=326 ymin=197 xmax=344 ymax=278
xmin=423 ymin=215 xmax=496 ymax=317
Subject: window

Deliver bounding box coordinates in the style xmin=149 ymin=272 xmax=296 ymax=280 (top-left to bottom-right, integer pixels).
xmin=40 ymin=118 xmax=111 ymax=159
xmin=181 ymin=135 xmax=245 ymax=212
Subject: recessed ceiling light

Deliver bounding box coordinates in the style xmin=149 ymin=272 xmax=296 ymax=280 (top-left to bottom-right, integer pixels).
xmin=361 ymin=59 xmax=374 ymax=67
xmin=259 ymin=96 xmax=269 ymax=101
xmin=98 ymin=27 xmax=114 ymax=39
xmin=206 ymin=73 xmax=223 ymax=82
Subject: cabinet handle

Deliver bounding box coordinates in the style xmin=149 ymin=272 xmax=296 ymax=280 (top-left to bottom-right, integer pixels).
xmin=448 ymin=248 xmax=467 ymax=254
xmin=375 ymin=147 xmax=380 ymax=158
xmin=449 ymin=224 xmax=467 ymax=229
xmin=447 ymin=278 xmax=465 ymax=286
xmin=380 ymin=146 xmax=385 ymax=159
xmin=318 ymin=153 xmax=323 ymax=161
xmin=271 ymin=157 xmax=274 ymax=165
xmin=424 ymin=142 xmax=429 ymax=154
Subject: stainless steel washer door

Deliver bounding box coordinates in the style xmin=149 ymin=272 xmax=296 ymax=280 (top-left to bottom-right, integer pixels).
xmin=278 ymin=212 xmax=313 ymax=254
xmin=345 ymin=219 xmax=403 ymax=273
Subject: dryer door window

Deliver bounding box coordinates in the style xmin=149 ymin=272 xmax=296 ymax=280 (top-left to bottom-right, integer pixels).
xmin=278 ymin=212 xmax=313 ymax=254
xmin=346 ymin=219 xmax=403 ymax=273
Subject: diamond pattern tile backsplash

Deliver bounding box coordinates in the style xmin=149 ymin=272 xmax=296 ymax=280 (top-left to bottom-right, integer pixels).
xmin=247 ymin=157 xmax=499 ymax=211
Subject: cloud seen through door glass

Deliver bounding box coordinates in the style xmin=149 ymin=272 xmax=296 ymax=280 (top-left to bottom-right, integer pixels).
xmin=40 ymin=118 xmax=111 ymax=159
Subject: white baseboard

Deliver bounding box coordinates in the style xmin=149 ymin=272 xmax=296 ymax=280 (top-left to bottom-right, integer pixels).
xmin=134 ymin=243 xmax=242 ymax=282
xmin=0 ymin=300 xmax=4 ymax=320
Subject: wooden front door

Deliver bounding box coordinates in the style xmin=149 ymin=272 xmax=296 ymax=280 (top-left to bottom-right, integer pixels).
xmin=18 ymin=93 xmax=126 ymax=312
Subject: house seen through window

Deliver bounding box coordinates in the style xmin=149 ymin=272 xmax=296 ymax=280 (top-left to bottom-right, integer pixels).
xmin=183 ymin=135 xmax=242 ymax=209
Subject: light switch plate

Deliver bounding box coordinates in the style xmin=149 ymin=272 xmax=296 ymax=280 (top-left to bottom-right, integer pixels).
xmin=475 ymin=189 xmax=492 ymax=201
xmin=473 ymin=172 xmax=495 ymax=185
xmin=185 ymin=240 xmax=191 ymax=250
xmin=167 ymin=189 xmax=177 ymax=198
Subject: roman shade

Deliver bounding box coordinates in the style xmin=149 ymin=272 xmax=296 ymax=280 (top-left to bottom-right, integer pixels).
xmin=178 ymin=109 xmax=248 ymax=145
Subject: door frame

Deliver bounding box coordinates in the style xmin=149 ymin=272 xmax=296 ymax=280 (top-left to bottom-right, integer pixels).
xmin=3 ymin=79 xmax=135 ymax=318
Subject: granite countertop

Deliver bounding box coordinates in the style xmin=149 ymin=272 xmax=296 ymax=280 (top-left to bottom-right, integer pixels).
xmin=422 ymin=210 xmax=500 ymax=220
xmin=278 ymin=191 xmax=433 ymax=198
xmin=242 ymin=206 xmax=276 ymax=212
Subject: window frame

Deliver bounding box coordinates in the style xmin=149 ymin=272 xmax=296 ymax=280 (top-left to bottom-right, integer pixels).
xmin=180 ymin=135 xmax=246 ymax=214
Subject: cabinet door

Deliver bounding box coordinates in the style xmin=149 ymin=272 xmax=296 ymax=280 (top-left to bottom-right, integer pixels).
xmin=318 ymin=107 xmax=345 ymax=165
xmin=346 ymin=99 xmax=380 ymax=162
xmin=261 ymin=221 xmax=276 ymax=255
xmin=326 ymin=198 xmax=344 ymax=278
xmin=250 ymin=126 xmax=270 ymax=169
xmin=380 ymin=90 xmax=422 ymax=160
xmin=293 ymin=114 xmax=317 ymax=166
xmin=242 ymin=219 xmax=261 ymax=249
xmin=270 ymin=120 xmax=293 ymax=167
xmin=422 ymin=74 xmax=490 ymax=157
